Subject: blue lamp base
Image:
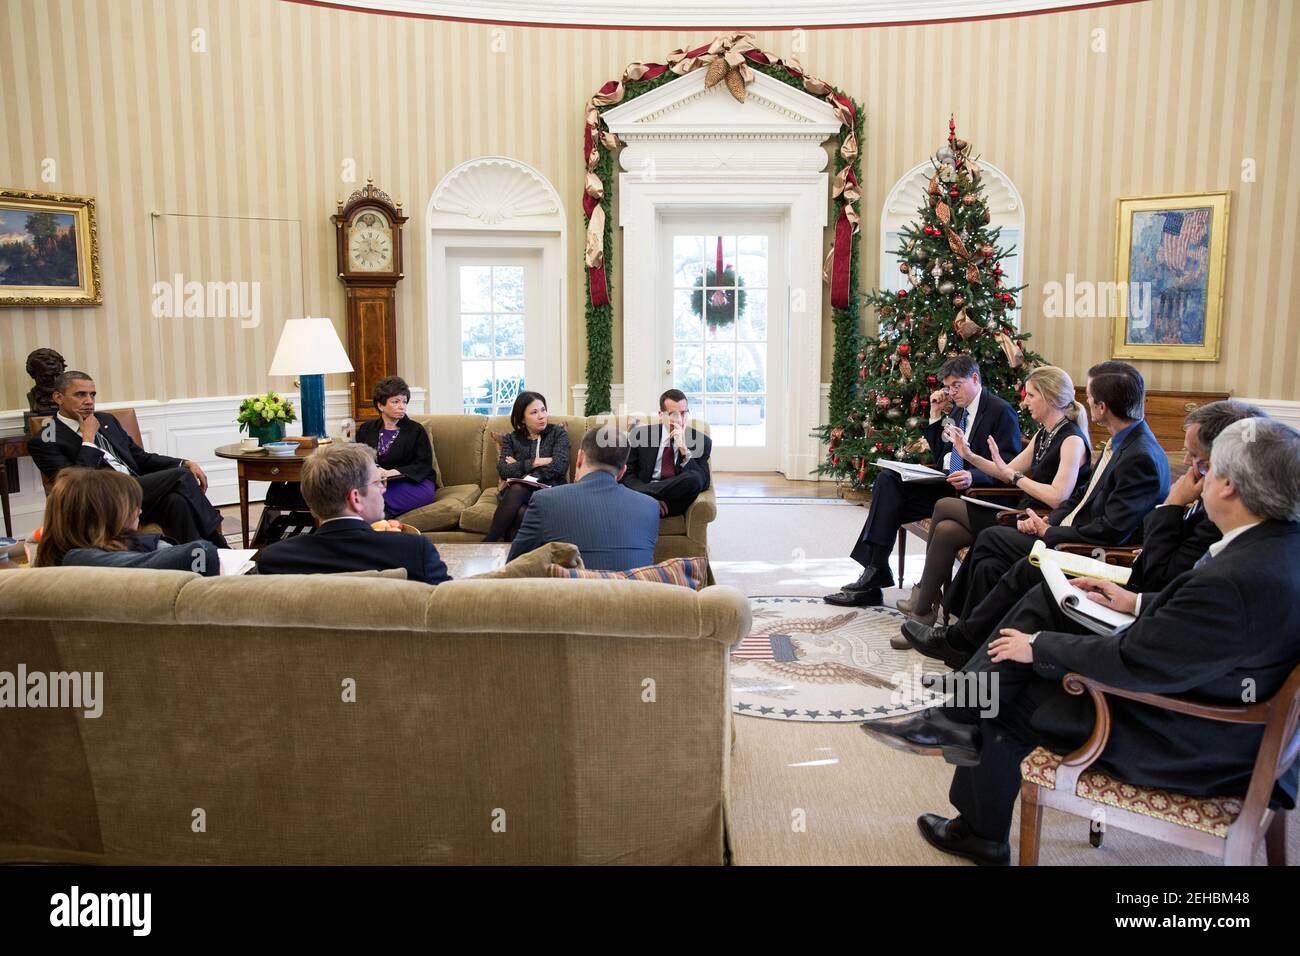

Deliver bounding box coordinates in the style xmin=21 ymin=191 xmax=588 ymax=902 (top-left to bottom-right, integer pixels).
xmin=299 ymin=374 xmax=327 ymax=438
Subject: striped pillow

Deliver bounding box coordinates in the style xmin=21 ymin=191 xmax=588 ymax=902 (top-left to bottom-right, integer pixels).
xmin=548 ymin=556 xmax=708 ymax=590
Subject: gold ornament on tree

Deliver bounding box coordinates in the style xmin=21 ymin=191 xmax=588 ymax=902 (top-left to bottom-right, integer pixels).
xmin=954 ymin=309 xmax=981 ymax=339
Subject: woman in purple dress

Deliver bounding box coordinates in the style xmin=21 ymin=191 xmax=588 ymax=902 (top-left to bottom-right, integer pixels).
xmin=354 ymin=376 xmax=438 ymax=520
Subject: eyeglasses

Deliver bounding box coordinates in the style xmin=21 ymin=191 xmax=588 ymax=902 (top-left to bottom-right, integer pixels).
xmin=368 ymin=476 xmax=388 ymax=490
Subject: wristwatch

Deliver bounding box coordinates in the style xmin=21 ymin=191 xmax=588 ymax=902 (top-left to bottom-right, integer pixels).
xmin=1009 ymin=469 xmax=1025 ymax=484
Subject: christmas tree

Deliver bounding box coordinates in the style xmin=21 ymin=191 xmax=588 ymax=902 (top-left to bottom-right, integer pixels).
xmin=817 ymin=117 xmax=1043 ymax=488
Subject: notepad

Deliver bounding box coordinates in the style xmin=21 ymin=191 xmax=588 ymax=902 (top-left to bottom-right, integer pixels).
xmin=218 ymin=549 xmax=259 ymax=576
xmin=1039 ymin=558 xmax=1136 ymax=636
xmin=870 ymin=459 xmax=948 ymax=483
xmin=1028 ymin=539 xmax=1132 ymax=586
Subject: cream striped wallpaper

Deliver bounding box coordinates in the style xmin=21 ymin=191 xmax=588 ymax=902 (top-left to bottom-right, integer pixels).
xmin=1 ymin=0 xmax=1297 ymax=412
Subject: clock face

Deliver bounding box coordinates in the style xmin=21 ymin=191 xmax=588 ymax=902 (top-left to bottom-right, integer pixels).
xmin=348 ymin=211 xmax=393 ymax=271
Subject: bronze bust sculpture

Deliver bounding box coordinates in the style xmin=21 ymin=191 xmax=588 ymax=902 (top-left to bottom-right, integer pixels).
xmin=25 ymin=348 xmax=67 ymax=414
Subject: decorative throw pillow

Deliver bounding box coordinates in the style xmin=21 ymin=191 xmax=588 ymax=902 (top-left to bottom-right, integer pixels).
xmin=547 ymin=556 xmax=708 ymax=591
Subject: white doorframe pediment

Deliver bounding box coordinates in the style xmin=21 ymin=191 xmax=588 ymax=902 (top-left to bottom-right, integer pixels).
xmin=604 ymin=69 xmax=838 ymax=478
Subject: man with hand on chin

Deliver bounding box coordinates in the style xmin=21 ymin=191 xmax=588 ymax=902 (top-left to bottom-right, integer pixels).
xmin=860 ymin=417 xmax=1300 ymax=866
xmin=29 ymin=370 xmax=226 ymax=548
xmin=622 ymin=389 xmax=712 ymax=519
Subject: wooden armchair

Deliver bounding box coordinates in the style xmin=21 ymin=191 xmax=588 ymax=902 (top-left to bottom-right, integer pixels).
xmin=1018 ymin=664 xmax=1300 ymax=866
xmin=992 ymin=509 xmax=1143 ymax=568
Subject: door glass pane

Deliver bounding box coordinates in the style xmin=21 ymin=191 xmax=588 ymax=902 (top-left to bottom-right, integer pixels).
xmin=462 ymin=360 xmax=493 ymax=408
xmin=495 ymin=315 xmax=524 ymax=358
xmin=739 ymin=289 xmax=767 ymax=341
xmin=492 ymin=265 xmax=524 ymax=313
xmin=736 ymin=395 xmax=766 ymax=446
xmin=706 ymin=345 xmax=735 ymax=393
xmin=460 ymin=266 xmax=491 ymax=312
xmin=674 ymin=343 xmax=703 ymax=394
xmin=736 ymin=343 xmax=766 ymax=394
xmin=462 ymin=315 xmax=492 ymax=358
xmin=673 ymin=288 xmax=702 ymax=341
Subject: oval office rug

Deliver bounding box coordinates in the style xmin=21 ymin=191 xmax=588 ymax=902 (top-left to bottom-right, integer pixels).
xmin=731 ymin=597 xmax=951 ymax=722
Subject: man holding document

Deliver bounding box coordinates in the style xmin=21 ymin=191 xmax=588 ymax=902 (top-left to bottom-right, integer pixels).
xmin=858 ymin=418 xmax=1300 ymax=865
xmin=825 ymin=356 xmax=1021 ymax=607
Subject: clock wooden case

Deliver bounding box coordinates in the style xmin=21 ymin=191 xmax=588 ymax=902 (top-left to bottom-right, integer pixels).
xmin=332 ymin=179 xmax=409 ymax=422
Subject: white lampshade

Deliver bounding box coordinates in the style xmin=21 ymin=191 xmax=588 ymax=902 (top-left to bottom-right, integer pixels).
xmin=268 ymin=316 xmax=354 ymax=376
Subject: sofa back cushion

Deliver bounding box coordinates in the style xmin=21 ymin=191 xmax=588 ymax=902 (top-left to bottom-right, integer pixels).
xmin=409 ymin=414 xmax=484 ymax=488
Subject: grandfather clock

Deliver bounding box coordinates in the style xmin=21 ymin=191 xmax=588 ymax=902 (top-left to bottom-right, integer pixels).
xmin=332 ymin=179 xmax=408 ymax=422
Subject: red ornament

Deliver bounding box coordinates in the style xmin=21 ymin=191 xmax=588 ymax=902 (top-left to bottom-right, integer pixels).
xmin=832 ymin=456 xmax=839 ymax=466
xmin=926 ymin=375 xmax=938 ymax=385
xmin=897 ymin=289 xmax=908 ymax=298
xmin=949 ymin=189 xmax=959 ymax=198
xmin=898 ymin=343 xmax=910 ymax=355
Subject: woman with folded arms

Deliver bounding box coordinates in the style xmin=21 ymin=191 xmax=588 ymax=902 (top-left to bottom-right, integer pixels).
xmin=897 ymin=365 xmax=1091 ymax=625
xmin=483 ymin=390 xmax=569 ymax=542
xmin=33 ymin=468 xmax=219 ymax=574
xmin=355 ymin=375 xmax=438 ymax=520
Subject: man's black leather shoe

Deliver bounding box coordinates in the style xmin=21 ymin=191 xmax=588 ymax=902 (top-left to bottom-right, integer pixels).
xmin=858 ymin=708 xmax=981 ymax=766
xmin=842 ymin=565 xmax=894 ymax=592
xmin=824 ymin=587 xmax=883 ymax=607
xmin=916 ymin=813 xmax=1010 ymax=866
xmin=901 ymin=621 xmax=969 ymax=669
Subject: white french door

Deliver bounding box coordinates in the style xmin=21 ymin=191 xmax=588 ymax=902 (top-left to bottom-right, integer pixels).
xmin=657 ymin=214 xmax=786 ymax=470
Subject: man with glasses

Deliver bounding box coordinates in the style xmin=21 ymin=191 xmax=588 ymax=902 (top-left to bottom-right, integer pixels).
xmin=826 ymin=355 xmax=1022 ymax=608
xmin=256 ymin=443 xmax=450 ymax=583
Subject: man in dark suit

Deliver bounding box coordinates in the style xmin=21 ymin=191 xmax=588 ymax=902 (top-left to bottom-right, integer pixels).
xmin=860 ymin=417 xmax=1300 ymax=864
xmin=28 ymin=371 xmax=226 ymax=547
xmin=902 ymin=361 xmax=1169 ymax=666
xmin=256 ymin=443 xmax=450 ymax=584
xmin=825 ymin=355 xmax=1023 ymax=608
xmin=510 ymin=425 xmax=659 ymax=571
xmin=622 ymin=388 xmax=712 ymax=519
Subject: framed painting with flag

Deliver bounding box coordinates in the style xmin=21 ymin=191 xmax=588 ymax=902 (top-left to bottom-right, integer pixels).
xmin=1112 ymin=191 xmax=1228 ymax=361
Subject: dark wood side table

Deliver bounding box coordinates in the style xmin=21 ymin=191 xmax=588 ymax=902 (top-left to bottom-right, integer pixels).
xmin=214 ymin=443 xmax=318 ymax=549
xmin=1 ymin=435 xmax=31 ymax=538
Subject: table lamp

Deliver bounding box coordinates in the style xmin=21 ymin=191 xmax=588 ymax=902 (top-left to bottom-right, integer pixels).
xmin=268 ymin=316 xmax=353 ymax=438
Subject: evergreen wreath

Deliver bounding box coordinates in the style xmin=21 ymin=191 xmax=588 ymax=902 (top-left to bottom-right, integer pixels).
xmin=690 ymin=268 xmax=747 ymax=327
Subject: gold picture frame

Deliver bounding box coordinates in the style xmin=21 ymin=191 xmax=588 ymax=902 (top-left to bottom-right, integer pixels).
xmin=0 ymin=187 xmax=103 ymax=307
xmin=1112 ymin=190 xmax=1228 ymax=362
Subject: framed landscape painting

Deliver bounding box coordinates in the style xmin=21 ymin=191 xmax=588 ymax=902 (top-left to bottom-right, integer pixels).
xmin=0 ymin=187 xmax=102 ymax=307
xmin=1112 ymin=191 xmax=1228 ymax=361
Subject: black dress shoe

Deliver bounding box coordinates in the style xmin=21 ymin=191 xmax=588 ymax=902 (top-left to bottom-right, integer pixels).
xmin=824 ymin=588 xmax=883 ymax=607
xmin=843 ymin=565 xmax=895 ymax=592
xmin=901 ymin=620 xmax=969 ymax=669
xmin=858 ymin=708 xmax=981 ymax=766
xmin=916 ymin=813 xmax=1010 ymax=866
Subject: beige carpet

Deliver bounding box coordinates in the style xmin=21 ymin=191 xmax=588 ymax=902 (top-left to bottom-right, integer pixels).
xmin=713 ymin=499 xmax=1299 ymax=866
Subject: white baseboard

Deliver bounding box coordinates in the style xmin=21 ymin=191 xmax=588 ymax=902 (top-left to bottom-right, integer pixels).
xmin=0 ymin=388 xmax=426 ymax=538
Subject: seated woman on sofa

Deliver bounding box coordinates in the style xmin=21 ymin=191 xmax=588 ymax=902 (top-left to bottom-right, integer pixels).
xmin=355 ymin=375 xmax=438 ymax=519
xmin=896 ymin=364 xmax=1091 ymax=625
xmin=33 ymin=467 xmax=219 ymax=574
xmin=483 ymin=390 xmax=570 ymax=543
